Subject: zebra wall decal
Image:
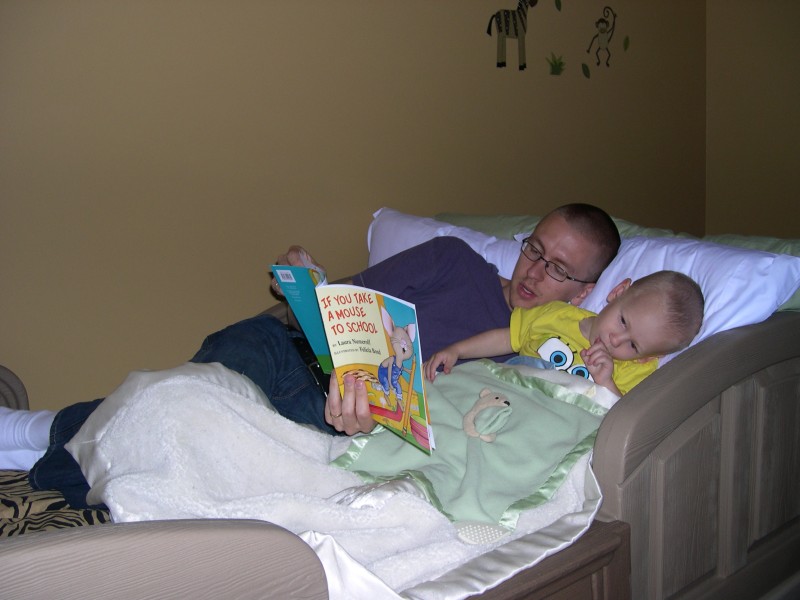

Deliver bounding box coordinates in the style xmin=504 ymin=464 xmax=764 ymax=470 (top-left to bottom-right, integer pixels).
xmin=487 ymin=0 xmax=538 ymax=70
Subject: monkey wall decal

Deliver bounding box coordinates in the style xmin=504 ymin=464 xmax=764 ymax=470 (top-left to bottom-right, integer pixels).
xmin=487 ymin=0 xmax=538 ymax=71
xmin=586 ymin=6 xmax=617 ymax=67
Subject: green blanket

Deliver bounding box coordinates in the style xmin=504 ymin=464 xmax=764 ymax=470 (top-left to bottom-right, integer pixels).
xmin=333 ymin=360 xmax=609 ymax=530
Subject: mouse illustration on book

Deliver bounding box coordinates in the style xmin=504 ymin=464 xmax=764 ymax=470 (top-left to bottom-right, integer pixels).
xmin=377 ymin=306 xmax=417 ymax=404
xmin=342 ymin=307 xmax=417 ymax=413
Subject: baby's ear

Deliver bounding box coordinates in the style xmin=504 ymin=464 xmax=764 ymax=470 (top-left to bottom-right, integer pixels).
xmin=606 ymin=278 xmax=632 ymax=303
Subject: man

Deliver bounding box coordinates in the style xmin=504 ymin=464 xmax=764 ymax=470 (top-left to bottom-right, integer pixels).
xmin=4 ymin=203 xmax=618 ymax=509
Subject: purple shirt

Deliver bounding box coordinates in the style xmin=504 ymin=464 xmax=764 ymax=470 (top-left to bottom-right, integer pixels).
xmin=354 ymin=237 xmax=513 ymax=362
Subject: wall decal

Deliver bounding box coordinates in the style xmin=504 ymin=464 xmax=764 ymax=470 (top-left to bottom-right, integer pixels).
xmin=487 ymin=0 xmax=538 ymax=71
xmin=485 ymin=2 xmax=629 ymax=78
xmin=581 ymin=6 xmax=627 ymax=79
xmin=546 ymin=53 xmax=566 ymax=75
xmin=586 ymin=6 xmax=617 ymax=67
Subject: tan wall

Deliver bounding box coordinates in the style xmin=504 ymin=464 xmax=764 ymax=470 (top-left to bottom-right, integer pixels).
xmin=2 ymin=1 xmax=708 ymax=410
xmin=706 ymin=0 xmax=800 ymax=237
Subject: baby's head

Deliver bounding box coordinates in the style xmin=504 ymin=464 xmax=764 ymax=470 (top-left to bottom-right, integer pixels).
xmin=592 ymin=270 xmax=704 ymax=362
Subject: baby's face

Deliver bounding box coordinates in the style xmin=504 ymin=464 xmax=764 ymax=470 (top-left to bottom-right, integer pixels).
xmin=589 ymin=291 xmax=675 ymax=361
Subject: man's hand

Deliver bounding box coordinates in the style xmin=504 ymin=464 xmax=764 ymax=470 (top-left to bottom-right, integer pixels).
xmin=325 ymin=372 xmax=376 ymax=435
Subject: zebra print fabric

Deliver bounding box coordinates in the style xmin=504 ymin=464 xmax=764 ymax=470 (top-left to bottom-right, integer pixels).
xmin=0 ymin=469 xmax=110 ymax=537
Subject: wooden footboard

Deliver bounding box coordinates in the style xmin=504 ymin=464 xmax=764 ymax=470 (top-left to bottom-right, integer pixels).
xmin=594 ymin=312 xmax=800 ymax=599
xmin=477 ymin=520 xmax=631 ymax=600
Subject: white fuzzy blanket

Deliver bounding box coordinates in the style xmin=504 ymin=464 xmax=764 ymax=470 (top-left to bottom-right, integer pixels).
xmin=66 ymin=362 xmax=612 ymax=599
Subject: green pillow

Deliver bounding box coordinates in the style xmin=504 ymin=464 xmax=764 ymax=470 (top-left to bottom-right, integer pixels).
xmin=702 ymin=233 xmax=800 ymax=257
xmin=433 ymin=213 xmax=541 ymax=240
xmin=434 ymin=213 xmax=691 ymax=241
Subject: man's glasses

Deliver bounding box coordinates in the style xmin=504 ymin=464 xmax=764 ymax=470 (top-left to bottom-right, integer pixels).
xmin=520 ymin=238 xmax=595 ymax=283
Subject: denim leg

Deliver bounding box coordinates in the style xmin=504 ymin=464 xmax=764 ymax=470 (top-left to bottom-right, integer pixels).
xmin=28 ymin=398 xmax=106 ymax=509
xmin=190 ymin=314 xmax=337 ymax=434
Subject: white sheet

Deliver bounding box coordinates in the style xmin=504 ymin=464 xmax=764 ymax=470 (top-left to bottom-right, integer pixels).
xmin=66 ymin=362 xmax=608 ymax=599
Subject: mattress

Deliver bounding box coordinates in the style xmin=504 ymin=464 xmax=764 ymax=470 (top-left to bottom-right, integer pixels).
xmin=0 ymin=469 xmax=110 ymax=537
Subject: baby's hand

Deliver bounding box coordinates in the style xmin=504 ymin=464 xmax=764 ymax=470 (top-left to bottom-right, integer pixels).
xmin=423 ymin=347 xmax=459 ymax=381
xmin=580 ymin=339 xmax=614 ymax=387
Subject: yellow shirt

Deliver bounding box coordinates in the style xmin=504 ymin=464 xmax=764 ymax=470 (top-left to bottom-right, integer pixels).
xmin=510 ymin=302 xmax=657 ymax=395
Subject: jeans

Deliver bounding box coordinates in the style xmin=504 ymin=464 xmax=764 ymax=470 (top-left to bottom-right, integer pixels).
xmin=28 ymin=398 xmax=105 ymax=508
xmin=29 ymin=314 xmax=333 ymax=509
xmin=189 ymin=314 xmax=333 ymax=433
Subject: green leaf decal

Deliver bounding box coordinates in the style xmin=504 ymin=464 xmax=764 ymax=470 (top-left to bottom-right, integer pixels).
xmin=555 ymin=0 xmax=562 ymax=11
xmin=624 ymin=36 xmax=630 ymax=51
xmin=582 ymin=63 xmax=591 ymax=79
xmin=547 ymin=52 xmax=566 ymax=75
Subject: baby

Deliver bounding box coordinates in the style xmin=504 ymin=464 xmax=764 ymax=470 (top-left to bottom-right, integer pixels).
xmin=425 ymin=270 xmax=704 ymax=396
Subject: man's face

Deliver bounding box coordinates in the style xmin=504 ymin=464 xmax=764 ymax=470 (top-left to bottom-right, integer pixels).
xmin=507 ymin=214 xmax=598 ymax=309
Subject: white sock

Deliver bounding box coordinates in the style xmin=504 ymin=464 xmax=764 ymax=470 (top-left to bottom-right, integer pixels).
xmin=0 ymin=406 xmax=55 ymax=451
xmin=0 ymin=447 xmax=46 ymax=470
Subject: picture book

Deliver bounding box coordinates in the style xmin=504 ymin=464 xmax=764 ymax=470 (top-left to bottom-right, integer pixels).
xmin=270 ymin=265 xmax=433 ymax=454
xmin=316 ymin=284 xmax=433 ymax=453
xmin=270 ymin=264 xmax=332 ymax=374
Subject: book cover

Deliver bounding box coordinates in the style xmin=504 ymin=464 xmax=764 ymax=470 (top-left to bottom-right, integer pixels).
xmin=315 ymin=284 xmax=433 ymax=454
xmin=270 ymin=265 xmax=333 ymax=374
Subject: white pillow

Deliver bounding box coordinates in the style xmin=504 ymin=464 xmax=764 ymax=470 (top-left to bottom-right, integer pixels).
xmin=367 ymin=207 xmax=521 ymax=278
xmin=580 ymin=236 xmax=800 ymax=363
xmin=367 ymin=210 xmax=800 ymax=364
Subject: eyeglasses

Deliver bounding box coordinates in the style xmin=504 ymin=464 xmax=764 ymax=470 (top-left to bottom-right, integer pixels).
xmin=520 ymin=238 xmax=595 ymax=284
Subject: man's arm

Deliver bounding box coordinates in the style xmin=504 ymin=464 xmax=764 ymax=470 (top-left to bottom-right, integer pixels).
xmin=354 ymin=237 xmax=513 ymax=361
xmin=272 ymin=246 xmax=352 ymax=327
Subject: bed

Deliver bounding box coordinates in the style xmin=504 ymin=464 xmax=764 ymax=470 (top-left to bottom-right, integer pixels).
xmin=2 ymin=209 xmax=800 ymax=600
